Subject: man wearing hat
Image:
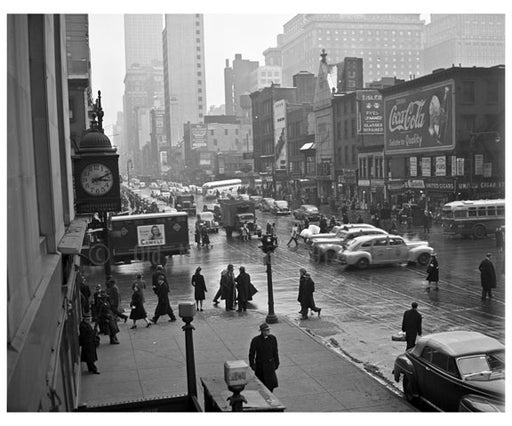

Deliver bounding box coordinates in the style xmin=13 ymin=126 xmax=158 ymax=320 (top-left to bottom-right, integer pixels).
xmin=479 ymin=253 xmax=497 ymax=300
xmin=249 ymin=323 xmax=280 ymax=392
xmin=220 ymin=264 xmax=236 ymax=311
xmin=79 ymin=314 xmax=100 ymax=374
xmin=401 ymin=302 xmax=422 ymax=350
xmin=426 ymin=252 xmax=439 ymax=291
xmin=297 ymin=268 xmax=321 ymax=319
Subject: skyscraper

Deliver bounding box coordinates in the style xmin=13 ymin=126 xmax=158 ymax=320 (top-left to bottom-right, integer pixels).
xmin=124 ymin=14 xmax=163 ymax=69
xmin=274 ymin=14 xmax=426 ymax=86
xmin=424 ymin=14 xmax=505 ymax=74
xmin=163 ymin=14 xmax=207 ymax=146
xmin=224 ymin=53 xmax=259 ymax=116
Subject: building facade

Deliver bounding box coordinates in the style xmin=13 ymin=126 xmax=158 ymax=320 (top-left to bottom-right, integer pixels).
xmin=276 ymin=14 xmax=425 ymax=87
xmin=249 ymin=65 xmax=283 ymax=92
xmin=424 ymin=14 xmax=505 ymax=75
xmin=8 ymin=14 xmax=89 ymax=411
xmin=163 ymin=14 xmax=207 ymax=147
xmin=224 ymin=53 xmax=259 ymax=116
xmin=382 ymin=65 xmax=505 ymax=210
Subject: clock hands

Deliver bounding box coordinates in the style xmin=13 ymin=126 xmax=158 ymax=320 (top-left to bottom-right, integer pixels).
xmin=92 ymin=172 xmax=112 ymax=182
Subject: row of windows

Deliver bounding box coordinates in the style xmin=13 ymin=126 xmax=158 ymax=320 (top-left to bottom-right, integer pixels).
xmin=210 ymin=128 xmax=240 ymax=136
xmin=453 ymin=205 xmax=505 ymax=218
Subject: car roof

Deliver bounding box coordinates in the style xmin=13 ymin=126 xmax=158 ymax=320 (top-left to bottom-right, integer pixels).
xmin=301 ymin=204 xmax=317 ymax=209
xmin=411 ymin=331 xmax=504 ymax=357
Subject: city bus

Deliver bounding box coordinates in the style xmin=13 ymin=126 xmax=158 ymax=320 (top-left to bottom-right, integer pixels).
xmin=202 ymin=179 xmax=242 ymax=199
xmin=441 ymin=199 xmax=505 ymax=238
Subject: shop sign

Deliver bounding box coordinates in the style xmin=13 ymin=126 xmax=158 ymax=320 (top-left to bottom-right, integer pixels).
xmin=474 ymin=154 xmax=484 ymax=175
xmin=191 ymin=124 xmax=207 ymax=149
xmin=410 ymin=157 xmax=417 ymax=177
xmin=358 ymin=179 xmax=370 ymax=187
xmin=371 ymin=179 xmax=385 ymax=187
xmin=451 ymin=155 xmax=457 ymax=176
xmin=483 ymin=163 xmax=492 ymax=178
xmin=407 ymin=179 xmax=425 ymax=189
xmin=456 ymin=158 xmax=465 ymax=176
xmin=424 ymin=181 xmax=454 ymax=190
xmin=388 ymin=180 xmax=406 ymax=190
xmin=384 ymin=80 xmax=455 ymax=154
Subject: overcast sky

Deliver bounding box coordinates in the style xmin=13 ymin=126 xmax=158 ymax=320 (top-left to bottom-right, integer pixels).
xmin=89 ymin=14 xmax=293 ymax=133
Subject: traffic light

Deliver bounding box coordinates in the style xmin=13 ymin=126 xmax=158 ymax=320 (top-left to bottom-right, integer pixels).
xmin=259 ymin=234 xmax=278 ymax=253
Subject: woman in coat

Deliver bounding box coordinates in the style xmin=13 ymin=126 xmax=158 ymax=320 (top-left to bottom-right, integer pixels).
xmin=426 ymin=253 xmax=439 ymax=291
xmin=191 ymin=267 xmax=207 ymax=311
xmin=129 ymin=284 xmax=151 ymax=329
xmin=95 ymin=290 xmax=120 ymax=344
xmin=235 ymin=266 xmax=251 ymax=312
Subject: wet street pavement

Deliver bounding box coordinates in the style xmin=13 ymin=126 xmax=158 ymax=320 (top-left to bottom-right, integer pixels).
xmin=83 ymin=194 xmax=505 ymax=402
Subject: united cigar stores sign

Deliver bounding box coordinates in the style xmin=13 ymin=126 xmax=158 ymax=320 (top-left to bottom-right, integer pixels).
xmin=384 ymin=80 xmax=455 ymax=154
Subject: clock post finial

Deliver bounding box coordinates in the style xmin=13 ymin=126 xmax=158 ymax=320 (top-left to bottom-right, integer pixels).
xmin=320 ymin=49 xmax=328 ymax=63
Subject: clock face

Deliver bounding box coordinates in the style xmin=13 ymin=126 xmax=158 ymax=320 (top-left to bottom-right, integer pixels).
xmin=80 ymin=163 xmax=114 ymax=196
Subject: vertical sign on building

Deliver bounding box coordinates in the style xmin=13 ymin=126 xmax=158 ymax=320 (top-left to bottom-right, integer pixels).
xmin=451 ymin=155 xmax=457 ymax=176
xmin=422 ymin=157 xmax=431 ymax=177
xmin=191 ymin=124 xmax=207 ymax=149
xmin=456 ymin=158 xmax=465 ymax=176
xmin=474 ymin=154 xmax=484 ymax=175
xmin=435 ymin=156 xmax=446 ymax=176
xmin=356 ymin=90 xmax=384 ymax=135
xmin=273 ymin=99 xmax=287 ymax=170
xmin=410 ymin=157 xmax=417 ymax=177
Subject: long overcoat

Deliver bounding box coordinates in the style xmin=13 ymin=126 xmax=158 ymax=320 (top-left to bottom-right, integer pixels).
xmin=191 ymin=273 xmax=207 ymax=301
xmin=79 ymin=320 xmax=98 ymax=363
xmin=479 ymin=258 xmax=497 ymax=290
xmin=153 ymin=282 xmax=172 ymax=316
xmin=96 ymin=298 xmax=120 ymax=335
xmin=298 ymin=275 xmax=316 ymax=309
xmin=426 ymin=256 xmax=439 ymax=282
xmin=235 ymin=271 xmax=251 ymax=303
xmin=249 ymin=334 xmax=279 ymax=391
xmin=129 ymin=290 xmax=147 ymax=320
xmin=220 ymin=270 xmax=235 ymax=300
xmin=402 ymin=308 xmax=422 ymax=349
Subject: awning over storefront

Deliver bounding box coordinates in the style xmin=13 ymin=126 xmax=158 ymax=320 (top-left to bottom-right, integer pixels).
xmin=57 ymin=218 xmax=89 ymax=255
xmin=300 ymin=143 xmax=316 ymax=151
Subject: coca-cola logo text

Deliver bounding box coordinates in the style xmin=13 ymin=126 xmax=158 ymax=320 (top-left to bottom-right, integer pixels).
xmin=389 ymin=100 xmax=426 ymax=132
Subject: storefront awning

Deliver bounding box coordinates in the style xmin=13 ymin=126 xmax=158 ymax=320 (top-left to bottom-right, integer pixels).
xmin=57 ymin=218 xmax=89 ymax=255
xmin=300 ymin=143 xmax=316 ymax=151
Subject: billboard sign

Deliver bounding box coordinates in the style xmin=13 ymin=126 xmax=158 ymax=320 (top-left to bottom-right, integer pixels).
xmin=384 ymin=80 xmax=455 ymax=154
xmin=137 ymin=224 xmax=166 ymax=247
xmin=273 ymin=99 xmax=287 ymax=167
xmin=357 ymin=90 xmax=384 ymax=135
xmin=191 ymin=124 xmax=207 ymax=149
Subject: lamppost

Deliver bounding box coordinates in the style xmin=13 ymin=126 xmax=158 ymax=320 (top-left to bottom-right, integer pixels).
xmin=178 ymin=302 xmax=197 ymax=398
xmin=259 ymin=234 xmax=278 ymax=324
xmin=224 ymin=360 xmax=249 ymax=412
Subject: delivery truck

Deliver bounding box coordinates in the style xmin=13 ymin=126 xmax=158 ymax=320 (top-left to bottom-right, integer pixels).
xmin=218 ymin=199 xmax=259 ymax=238
xmin=109 ymin=212 xmax=190 ymax=266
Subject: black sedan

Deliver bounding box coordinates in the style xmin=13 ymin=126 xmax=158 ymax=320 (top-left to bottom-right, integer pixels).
xmin=392 ymin=331 xmax=504 ymax=412
xmin=293 ymin=204 xmax=320 ymax=221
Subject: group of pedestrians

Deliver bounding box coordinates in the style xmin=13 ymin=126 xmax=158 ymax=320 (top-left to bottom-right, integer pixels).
xmin=194 ymin=226 xmax=211 ymax=249
xmin=212 ymin=264 xmax=257 ymax=312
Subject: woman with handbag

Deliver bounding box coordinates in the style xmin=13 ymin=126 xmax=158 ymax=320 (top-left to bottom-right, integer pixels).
xmin=129 ymin=284 xmax=151 ymax=329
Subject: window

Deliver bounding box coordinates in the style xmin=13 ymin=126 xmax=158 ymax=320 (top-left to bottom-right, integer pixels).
xmin=197 ymin=72 xmax=202 ymax=76
xmin=235 ymin=129 xmax=239 ymax=135
xmin=373 ymin=238 xmax=388 ymax=246
xmin=477 ymin=207 xmax=486 ymax=217
xmin=462 ymin=81 xmax=475 ymax=103
xmin=487 ymin=207 xmax=496 ymax=216
xmin=487 ymin=79 xmax=499 ymax=104
xmin=196 ymin=38 xmax=200 ymax=43
xmin=197 ymin=80 xmax=202 ymax=85
xmin=468 ymin=208 xmax=477 ymax=217
xmin=351 ymin=118 xmax=356 ymax=137
xmin=224 ymin=129 xmax=228 ymax=135
xmin=196 ymin=30 xmax=200 ymax=35
xmin=210 ymin=129 xmax=214 ymax=136
xmin=213 ymin=139 xmax=217 ymax=146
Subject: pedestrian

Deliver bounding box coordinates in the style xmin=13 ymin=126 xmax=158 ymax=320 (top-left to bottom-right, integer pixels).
xmin=426 ymin=253 xmax=439 ymax=291
xmin=201 ymin=228 xmax=211 ymax=248
xmin=423 ymin=210 xmax=432 ymax=233
xmin=91 ymin=283 xmax=103 ymax=322
xmin=356 ymin=215 xmax=364 ymax=224
xmin=105 ymin=279 xmax=128 ymax=322
xmin=152 ymin=264 xmax=168 ymax=287
xmin=479 ymin=253 xmax=497 ymax=300
xmin=129 ymin=284 xmax=151 ymax=329
xmin=95 ymin=290 xmax=120 ymax=344
xmin=195 ymin=227 xmax=201 ymax=248
xmin=220 ymin=264 xmax=236 ymax=311
xmin=329 ymin=216 xmax=337 ymax=229
xmin=235 ymin=266 xmax=251 ymax=312
xmin=266 ymin=222 xmax=272 ymax=235
xmin=303 ymin=217 xmax=310 ymax=229
xmin=77 ymin=266 xmax=91 ymax=316
xmin=401 ymin=302 xmax=422 ymax=350
xmin=150 ymin=276 xmax=177 ymax=323
xmin=79 ymin=315 xmax=100 ymax=374
xmin=191 ymin=266 xmax=207 ymax=311
xmin=286 ymin=223 xmax=300 ymax=247
xmin=249 ymin=323 xmax=279 ymax=392
xmin=297 ymin=268 xmax=321 ymax=319
xmin=131 ymin=273 xmax=146 ymax=303
xmin=342 ymin=213 xmax=349 ymax=225
xmin=495 ymin=226 xmax=504 ymax=254
xmin=319 ymin=215 xmax=328 ymax=233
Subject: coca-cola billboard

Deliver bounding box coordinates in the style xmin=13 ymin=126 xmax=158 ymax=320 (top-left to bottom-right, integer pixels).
xmin=384 ymin=80 xmax=455 ymax=154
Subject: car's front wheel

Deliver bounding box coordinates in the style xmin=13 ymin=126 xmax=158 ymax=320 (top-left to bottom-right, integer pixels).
xmin=402 ymin=375 xmax=417 ymax=402
xmin=357 ymin=257 xmax=369 ymax=269
xmin=417 ymin=252 xmax=431 ymax=266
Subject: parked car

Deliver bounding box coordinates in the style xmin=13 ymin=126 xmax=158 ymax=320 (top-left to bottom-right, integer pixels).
xmin=337 ymin=234 xmax=433 ymax=269
xmin=196 ymin=211 xmax=219 ymax=233
xmin=393 ymin=331 xmax=504 ymax=412
xmin=271 ymin=200 xmax=291 ymax=215
xmin=310 ymin=227 xmax=389 ymax=262
xmin=260 ymin=197 xmax=276 ymax=212
xmin=293 ymin=204 xmax=320 ymax=221
xmin=306 ymin=223 xmax=376 ymax=244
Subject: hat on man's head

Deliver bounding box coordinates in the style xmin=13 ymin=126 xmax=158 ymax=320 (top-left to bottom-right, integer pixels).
xmin=412 ymin=302 xmax=418 ymax=309
xmin=259 ymin=323 xmax=270 ymax=332
xmin=227 ymin=264 xmax=234 ymax=270
xmin=300 ymin=268 xmax=307 ymax=274
xmin=486 ymin=252 xmax=492 ymax=258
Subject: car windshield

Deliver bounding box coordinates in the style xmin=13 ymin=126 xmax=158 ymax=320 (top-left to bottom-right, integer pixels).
xmin=306 ymin=207 xmax=318 ymax=213
xmin=200 ymin=212 xmax=214 ymax=220
xmin=457 ymin=351 xmax=505 ymax=381
xmin=345 ymin=239 xmax=361 ymax=251
xmin=275 ymin=201 xmax=288 ymax=207
xmin=238 ymin=214 xmax=254 ymax=221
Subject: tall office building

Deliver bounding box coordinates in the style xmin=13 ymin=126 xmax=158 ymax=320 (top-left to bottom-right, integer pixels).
xmin=274 ymin=14 xmax=426 ymax=86
xmin=124 ymin=14 xmax=163 ymax=69
xmin=123 ymin=15 xmax=164 ymax=173
xmin=424 ymin=14 xmax=505 ymax=74
xmin=163 ymin=14 xmax=207 ymax=146
xmin=224 ymin=53 xmax=259 ymax=116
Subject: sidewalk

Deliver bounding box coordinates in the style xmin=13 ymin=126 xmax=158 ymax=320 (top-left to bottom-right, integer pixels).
xmin=78 ymin=307 xmax=416 ymax=412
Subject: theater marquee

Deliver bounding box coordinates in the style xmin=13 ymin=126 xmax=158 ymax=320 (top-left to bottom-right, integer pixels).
xmin=384 ymin=80 xmax=455 ymax=154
